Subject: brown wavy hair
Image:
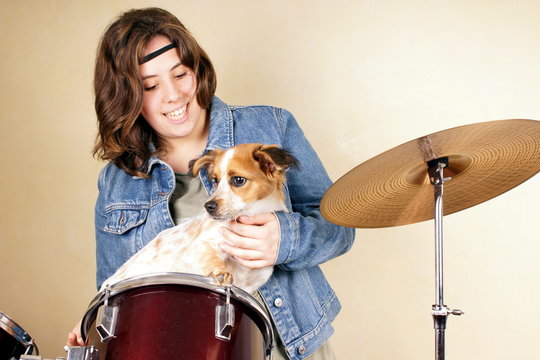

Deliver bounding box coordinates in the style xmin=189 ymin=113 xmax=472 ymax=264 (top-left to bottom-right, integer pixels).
xmin=92 ymin=7 xmax=217 ymax=177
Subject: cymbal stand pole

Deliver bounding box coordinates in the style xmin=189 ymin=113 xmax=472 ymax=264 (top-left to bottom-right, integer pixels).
xmin=428 ymin=158 xmax=463 ymax=360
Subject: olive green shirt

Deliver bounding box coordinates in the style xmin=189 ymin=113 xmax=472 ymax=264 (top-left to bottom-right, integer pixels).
xmin=169 ymin=173 xmax=208 ymax=225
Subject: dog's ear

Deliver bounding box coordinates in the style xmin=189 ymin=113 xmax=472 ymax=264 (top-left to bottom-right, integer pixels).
xmin=189 ymin=148 xmax=224 ymax=177
xmin=253 ymin=144 xmax=299 ymax=176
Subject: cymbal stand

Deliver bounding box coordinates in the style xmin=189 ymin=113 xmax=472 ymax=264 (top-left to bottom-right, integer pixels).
xmin=428 ymin=158 xmax=464 ymax=360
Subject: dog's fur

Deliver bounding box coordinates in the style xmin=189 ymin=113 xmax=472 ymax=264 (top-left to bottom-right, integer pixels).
xmin=100 ymin=143 xmax=298 ymax=294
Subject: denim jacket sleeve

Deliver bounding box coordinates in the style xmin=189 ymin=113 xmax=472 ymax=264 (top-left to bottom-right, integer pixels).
xmin=271 ymin=108 xmax=355 ymax=270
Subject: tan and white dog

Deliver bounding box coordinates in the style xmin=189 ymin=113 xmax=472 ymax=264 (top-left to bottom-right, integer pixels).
xmin=100 ymin=143 xmax=298 ymax=294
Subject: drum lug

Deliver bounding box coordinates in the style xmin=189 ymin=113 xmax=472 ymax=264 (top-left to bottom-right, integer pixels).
xmin=95 ymin=287 xmax=118 ymax=342
xmin=64 ymin=346 xmax=99 ymax=360
xmin=215 ymin=286 xmax=235 ymax=341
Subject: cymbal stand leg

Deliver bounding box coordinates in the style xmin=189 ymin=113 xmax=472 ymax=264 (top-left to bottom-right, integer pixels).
xmin=428 ymin=158 xmax=463 ymax=360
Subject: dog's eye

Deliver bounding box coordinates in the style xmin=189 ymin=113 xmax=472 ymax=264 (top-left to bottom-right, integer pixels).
xmin=230 ymin=176 xmax=247 ymax=187
xmin=211 ymin=177 xmax=219 ymax=185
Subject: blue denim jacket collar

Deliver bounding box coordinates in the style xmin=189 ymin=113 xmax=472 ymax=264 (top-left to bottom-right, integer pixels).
xmin=207 ymin=96 xmax=234 ymax=151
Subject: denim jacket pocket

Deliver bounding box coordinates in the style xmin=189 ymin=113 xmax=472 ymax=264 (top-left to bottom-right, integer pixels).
xmin=103 ymin=207 xmax=149 ymax=235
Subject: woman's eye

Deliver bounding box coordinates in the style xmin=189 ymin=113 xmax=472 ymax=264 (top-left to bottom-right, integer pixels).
xmin=230 ymin=177 xmax=247 ymax=187
xmin=143 ymin=84 xmax=157 ymax=91
xmin=175 ymin=72 xmax=187 ymax=79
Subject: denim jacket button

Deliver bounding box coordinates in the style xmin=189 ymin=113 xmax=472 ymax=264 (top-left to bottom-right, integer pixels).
xmin=297 ymin=345 xmax=306 ymax=355
xmin=274 ymin=298 xmax=283 ymax=307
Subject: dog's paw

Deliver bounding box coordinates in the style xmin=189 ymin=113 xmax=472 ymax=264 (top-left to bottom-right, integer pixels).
xmin=209 ymin=270 xmax=234 ymax=287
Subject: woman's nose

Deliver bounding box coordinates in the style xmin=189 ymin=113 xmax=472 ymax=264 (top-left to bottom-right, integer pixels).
xmin=164 ymin=80 xmax=180 ymax=103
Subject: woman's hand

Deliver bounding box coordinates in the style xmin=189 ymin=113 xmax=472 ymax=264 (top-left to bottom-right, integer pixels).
xmin=220 ymin=213 xmax=280 ymax=268
xmin=66 ymin=320 xmax=84 ymax=347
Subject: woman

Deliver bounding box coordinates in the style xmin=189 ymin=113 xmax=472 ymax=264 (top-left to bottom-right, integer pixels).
xmin=68 ymin=7 xmax=354 ymax=359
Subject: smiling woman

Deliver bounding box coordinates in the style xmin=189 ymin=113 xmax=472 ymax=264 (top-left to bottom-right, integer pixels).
xmin=92 ymin=8 xmax=216 ymax=177
xmin=139 ymin=35 xmax=209 ymax=173
xmin=3 ymin=1 xmax=540 ymax=359
xmin=66 ymin=7 xmax=355 ymax=360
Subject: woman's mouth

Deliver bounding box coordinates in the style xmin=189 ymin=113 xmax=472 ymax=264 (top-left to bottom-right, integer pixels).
xmin=164 ymin=104 xmax=188 ymax=121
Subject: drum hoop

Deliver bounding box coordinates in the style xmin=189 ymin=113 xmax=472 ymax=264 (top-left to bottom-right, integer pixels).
xmin=81 ymin=272 xmax=274 ymax=351
xmin=0 ymin=311 xmax=37 ymax=353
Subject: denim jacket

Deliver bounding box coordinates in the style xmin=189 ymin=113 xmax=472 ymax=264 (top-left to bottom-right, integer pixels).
xmin=95 ymin=96 xmax=355 ymax=359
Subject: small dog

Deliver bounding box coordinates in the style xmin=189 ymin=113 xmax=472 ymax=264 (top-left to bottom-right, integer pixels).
xmin=100 ymin=143 xmax=298 ymax=294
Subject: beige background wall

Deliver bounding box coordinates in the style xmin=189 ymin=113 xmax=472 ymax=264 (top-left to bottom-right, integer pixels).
xmin=1 ymin=1 xmax=539 ymax=359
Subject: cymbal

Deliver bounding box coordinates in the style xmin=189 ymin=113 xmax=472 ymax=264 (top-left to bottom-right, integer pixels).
xmin=321 ymin=119 xmax=540 ymax=228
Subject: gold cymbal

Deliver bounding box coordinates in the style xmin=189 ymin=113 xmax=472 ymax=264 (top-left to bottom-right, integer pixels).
xmin=321 ymin=119 xmax=540 ymax=228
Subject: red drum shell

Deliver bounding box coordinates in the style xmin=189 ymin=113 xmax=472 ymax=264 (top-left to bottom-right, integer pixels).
xmin=81 ymin=273 xmax=272 ymax=360
xmin=0 ymin=311 xmax=38 ymax=360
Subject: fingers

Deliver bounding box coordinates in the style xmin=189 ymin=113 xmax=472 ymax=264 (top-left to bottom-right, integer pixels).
xmin=226 ymin=213 xmax=275 ymax=238
xmin=67 ymin=332 xmax=84 ymax=346
xmin=219 ymin=230 xmax=271 ymax=261
xmin=66 ymin=321 xmax=84 ymax=346
xmin=225 ymin=222 xmax=271 ymax=242
xmin=219 ymin=213 xmax=280 ymax=268
xmin=234 ymin=213 xmax=275 ymax=226
xmin=219 ymin=240 xmax=271 ymax=268
xmin=232 ymin=257 xmax=273 ymax=269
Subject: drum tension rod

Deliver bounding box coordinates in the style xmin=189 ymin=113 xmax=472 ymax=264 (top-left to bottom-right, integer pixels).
xmin=96 ymin=286 xmax=119 ymax=342
xmin=215 ymin=285 xmax=235 ymax=341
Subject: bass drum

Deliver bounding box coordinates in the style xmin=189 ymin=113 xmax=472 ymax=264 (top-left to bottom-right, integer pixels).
xmin=0 ymin=311 xmax=38 ymax=360
xmin=81 ymin=273 xmax=273 ymax=360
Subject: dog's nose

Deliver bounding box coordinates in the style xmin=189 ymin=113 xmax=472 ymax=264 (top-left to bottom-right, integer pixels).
xmin=204 ymin=200 xmax=218 ymax=215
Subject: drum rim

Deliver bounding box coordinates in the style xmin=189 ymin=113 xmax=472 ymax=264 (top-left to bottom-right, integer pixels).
xmin=81 ymin=272 xmax=274 ymax=352
xmin=0 ymin=311 xmax=38 ymax=354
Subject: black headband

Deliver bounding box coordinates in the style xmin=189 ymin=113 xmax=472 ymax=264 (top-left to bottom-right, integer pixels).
xmin=139 ymin=43 xmax=178 ymax=64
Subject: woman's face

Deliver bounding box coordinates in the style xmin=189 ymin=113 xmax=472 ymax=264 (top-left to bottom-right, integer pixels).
xmin=139 ymin=35 xmax=206 ymax=144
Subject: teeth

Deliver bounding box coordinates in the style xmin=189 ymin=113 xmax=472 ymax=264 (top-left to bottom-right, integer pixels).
xmin=165 ymin=104 xmax=187 ymax=119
